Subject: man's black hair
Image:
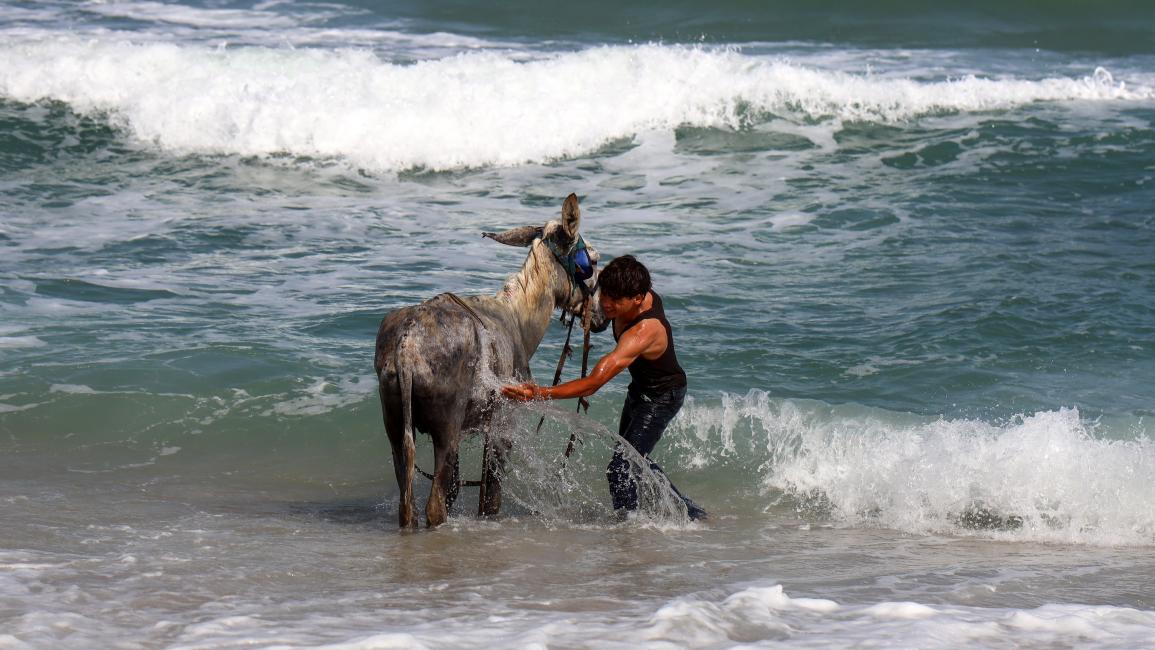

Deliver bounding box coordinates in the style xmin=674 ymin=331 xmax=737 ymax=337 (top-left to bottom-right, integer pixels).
xmin=599 ymin=255 xmax=651 ymax=299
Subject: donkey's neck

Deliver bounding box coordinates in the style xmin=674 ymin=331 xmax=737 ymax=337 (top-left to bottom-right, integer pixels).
xmin=494 ymin=242 xmax=565 ymax=359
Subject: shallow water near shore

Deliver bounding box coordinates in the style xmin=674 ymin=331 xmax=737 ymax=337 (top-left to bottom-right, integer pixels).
xmin=6 ymin=462 xmax=1155 ymax=647
xmin=3 ymin=0 xmax=1155 ymax=647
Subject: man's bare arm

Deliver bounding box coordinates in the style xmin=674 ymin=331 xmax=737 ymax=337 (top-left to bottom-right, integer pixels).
xmin=501 ymin=320 xmax=663 ymax=401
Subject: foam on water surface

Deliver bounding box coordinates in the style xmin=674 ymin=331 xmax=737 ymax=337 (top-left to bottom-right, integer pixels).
xmin=6 ymin=547 xmax=1153 ymax=650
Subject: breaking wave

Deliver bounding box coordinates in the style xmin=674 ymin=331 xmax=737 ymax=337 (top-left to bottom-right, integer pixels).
xmin=669 ymin=391 xmax=1155 ymax=546
xmin=1 ymin=37 xmax=1150 ymax=171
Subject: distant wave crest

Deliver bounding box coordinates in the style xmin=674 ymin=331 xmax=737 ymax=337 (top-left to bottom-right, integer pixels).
xmin=1 ymin=38 xmax=1150 ymax=171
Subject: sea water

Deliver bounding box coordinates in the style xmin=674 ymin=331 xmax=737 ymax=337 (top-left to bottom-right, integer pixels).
xmin=2 ymin=1 xmax=1155 ymax=647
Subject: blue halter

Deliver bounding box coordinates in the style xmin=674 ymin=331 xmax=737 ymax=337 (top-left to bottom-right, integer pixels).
xmin=544 ymin=235 xmax=594 ymax=291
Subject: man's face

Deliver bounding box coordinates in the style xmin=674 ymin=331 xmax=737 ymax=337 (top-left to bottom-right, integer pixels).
xmin=599 ymin=292 xmax=643 ymax=319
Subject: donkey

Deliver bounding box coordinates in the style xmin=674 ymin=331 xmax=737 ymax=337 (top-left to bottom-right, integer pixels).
xmin=374 ymin=193 xmax=602 ymax=529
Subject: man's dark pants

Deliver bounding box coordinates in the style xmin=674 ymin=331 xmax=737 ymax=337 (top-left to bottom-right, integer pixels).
xmin=607 ymin=385 xmax=705 ymax=518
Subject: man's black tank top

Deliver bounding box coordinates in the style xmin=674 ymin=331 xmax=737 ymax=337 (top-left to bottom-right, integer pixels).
xmin=612 ymin=291 xmax=687 ymax=396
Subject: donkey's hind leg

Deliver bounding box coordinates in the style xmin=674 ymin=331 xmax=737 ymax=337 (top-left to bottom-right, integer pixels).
xmin=426 ymin=425 xmax=461 ymax=528
xmin=478 ymin=431 xmax=511 ymax=517
xmin=444 ymin=454 xmax=460 ymax=513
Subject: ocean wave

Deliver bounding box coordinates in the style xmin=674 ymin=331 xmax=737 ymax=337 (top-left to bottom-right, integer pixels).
xmin=0 ymin=38 xmax=1149 ymax=172
xmin=670 ymin=391 xmax=1155 ymax=546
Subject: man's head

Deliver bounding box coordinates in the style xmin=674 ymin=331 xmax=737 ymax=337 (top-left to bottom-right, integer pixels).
xmin=598 ymin=255 xmax=651 ymax=319
xmin=599 ymin=255 xmax=651 ymax=300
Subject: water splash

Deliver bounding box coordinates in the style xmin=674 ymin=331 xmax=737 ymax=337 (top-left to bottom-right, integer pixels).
xmin=499 ymin=399 xmax=693 ymax=526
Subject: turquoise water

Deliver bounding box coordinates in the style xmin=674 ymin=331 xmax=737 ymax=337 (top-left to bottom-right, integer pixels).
xmin=2 ymin=1 xmax=1155 ymax=647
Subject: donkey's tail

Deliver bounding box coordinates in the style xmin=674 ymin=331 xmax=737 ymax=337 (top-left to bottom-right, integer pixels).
xmin=376 ymin=335 xmax=416 ymax=458
xmin=399 ymin=360 xmax=415 ymax=453
xmin=380 ymin=337 xmax=422 ymax=529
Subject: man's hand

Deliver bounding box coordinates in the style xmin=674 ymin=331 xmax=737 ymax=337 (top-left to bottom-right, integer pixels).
xmin=501 ymin=382 xmax=541 ymax=401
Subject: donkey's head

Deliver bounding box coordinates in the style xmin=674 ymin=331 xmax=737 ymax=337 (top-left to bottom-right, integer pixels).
xmin=484 ymin=193 xmax=606 ymax=330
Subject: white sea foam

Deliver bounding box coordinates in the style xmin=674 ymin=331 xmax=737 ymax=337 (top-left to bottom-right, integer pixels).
xmin=767 ymin=212 xmax=817 ymax=232
xmin=2 ymin=1 xmax=520 ymax=58
xmin=264 ymin=583 xmax=1149 ymax=649
xmin=80 ymin=1 xmax=303 ymax=29
xmin=0 ymin=336 xmax=46 ymax=349
xmin=636 ymin=585 xmax=1155 ymax=648
xmin=0 ymin=38 xmax=1149 ymax=172
xmin=865 ymin=602 xmax=940 ymax=619
xmin=135 ymin=583 xmax=1155 ymax=648
xmin=48 ymin=384 xmax=99 ymax=394
xmin=263 ymin=375 xmax=375 ymax=417
xmin=671 ymin=392 xmax=1155 ymax=546
xmin=0 ymin=401 xmax=39 ymax=414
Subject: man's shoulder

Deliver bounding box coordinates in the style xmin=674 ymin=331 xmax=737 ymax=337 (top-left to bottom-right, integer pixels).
xmin=616 ymin=317 xmax=663 ymax=342
xmin=625 ymin=317 xmax=667 ymax=349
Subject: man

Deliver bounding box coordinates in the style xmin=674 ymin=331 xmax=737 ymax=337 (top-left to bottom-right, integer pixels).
xmin=501 ymin=255 xmax=708 ymax=521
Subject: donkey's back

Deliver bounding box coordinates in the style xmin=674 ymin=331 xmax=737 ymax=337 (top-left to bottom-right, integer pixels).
xmin=376 ymin=296 xmax=493 ymax=432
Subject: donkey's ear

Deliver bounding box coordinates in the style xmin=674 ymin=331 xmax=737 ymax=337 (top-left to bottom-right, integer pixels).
xmin=481 ymin=225 xmax=543 ymax=247
xmin=560 ymin=193 xmax=581 ymax=240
